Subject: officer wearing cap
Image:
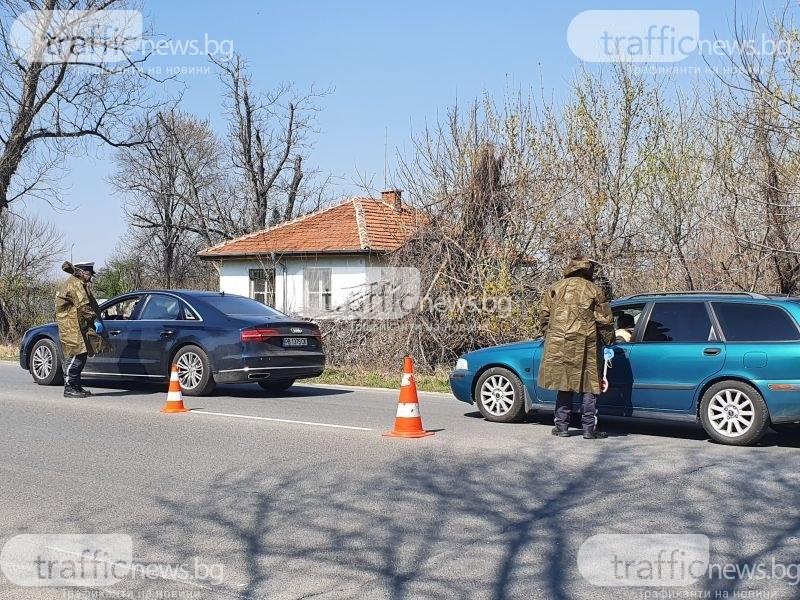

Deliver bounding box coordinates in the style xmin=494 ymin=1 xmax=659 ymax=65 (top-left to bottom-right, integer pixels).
xmin=55 ymin=261 xmax=106 ymax=398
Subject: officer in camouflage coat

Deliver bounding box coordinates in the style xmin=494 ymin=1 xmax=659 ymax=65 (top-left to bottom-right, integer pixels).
xmin=55 ymin=261 xmax=107 ymax=398
xmin=538 ymin=257 xmax=615 ymax=439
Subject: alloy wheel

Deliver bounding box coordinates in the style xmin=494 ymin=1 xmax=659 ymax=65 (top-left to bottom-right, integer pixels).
xmin=707 ymin=388 xmax=755 ymax=438
xmin=32 ymin=345 xmax=53 ymax=380
xmin=176 ymin=351 xmax=203 ymax=390
xmin=480 ymin=374 xmax=515 ymax=416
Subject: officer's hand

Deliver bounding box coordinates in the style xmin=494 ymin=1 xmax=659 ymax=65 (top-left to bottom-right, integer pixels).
xmin=94 ymin=319 xmax=104 ymax=334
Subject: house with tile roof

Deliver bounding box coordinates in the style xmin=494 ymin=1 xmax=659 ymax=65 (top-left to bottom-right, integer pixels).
xmin=197 ymin=190 xmax=423 ymax=316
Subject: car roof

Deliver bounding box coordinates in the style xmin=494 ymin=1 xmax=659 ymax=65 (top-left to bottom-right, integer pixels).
xmin=125 ymin=290 xmax=242 ymax=299
xmin=614 ymin=291 xmax=793 ymax=304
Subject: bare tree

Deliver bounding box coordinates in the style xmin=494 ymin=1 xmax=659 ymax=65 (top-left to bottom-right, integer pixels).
xmin=113 ymin=110 xmax=217 ymax=288
xmin=0 ymin=1 xmax=161 ymax=215
xmin=0 ymin=210 xmax=63 ymax=339
xmin=213 ymin=54 xmax=328 ymax=230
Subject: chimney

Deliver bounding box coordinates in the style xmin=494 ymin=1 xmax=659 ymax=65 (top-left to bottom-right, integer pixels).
xmin=381 ymin=189 xmax=402 ymax=212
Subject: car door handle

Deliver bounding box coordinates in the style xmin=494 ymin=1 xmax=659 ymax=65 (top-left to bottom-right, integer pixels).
xmin=108 ymin=330 xmax=121 ymax=336
xmin=704 ymin=348 xmax=721 ymax=356
xmin=160 ymin=330 xmax=175 ymax=339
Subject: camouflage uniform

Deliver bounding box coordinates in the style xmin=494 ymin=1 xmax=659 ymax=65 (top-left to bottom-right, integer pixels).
xmin=538 ymin=258 xmax=614 ymax=433
xmin=55 ymin=262 xmax=105 ymax=390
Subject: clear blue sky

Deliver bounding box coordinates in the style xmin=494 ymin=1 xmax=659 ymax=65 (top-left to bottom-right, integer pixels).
xmin=17 ymin=0 xmax=782 ymax=268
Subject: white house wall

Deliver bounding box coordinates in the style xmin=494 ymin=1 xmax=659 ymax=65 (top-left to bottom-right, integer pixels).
xmin=216 ymin=255 xmax=387 ymax=317
xmin=218 ymin=260 xmax=252 ymax=297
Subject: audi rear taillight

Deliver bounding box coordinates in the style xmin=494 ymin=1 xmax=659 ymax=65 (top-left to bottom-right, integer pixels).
xmin=241 ymin=328 xmax=281 ymax=343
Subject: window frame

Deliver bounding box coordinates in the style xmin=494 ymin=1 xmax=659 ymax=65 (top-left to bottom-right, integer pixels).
xmin=709 ymin=301 xmax=800 ymax=343
xmin=611 ymin=302 xmax=647 ymax=344
xmin=137 ymin=293 xmax=202 ymax=322
xmin=249 ymin=268 xmax=276 ymax=307
xmin=100 ymin=294 xmax=145 ymax=321
xmin=304 ymin=267 xmax=332 ymax=312
xmin=638 ymin=300 xmax=720 ymax=344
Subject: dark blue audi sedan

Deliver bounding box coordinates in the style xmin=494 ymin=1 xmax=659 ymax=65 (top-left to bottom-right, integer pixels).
xmin=19 ymin=291 xmax=325 ymax=395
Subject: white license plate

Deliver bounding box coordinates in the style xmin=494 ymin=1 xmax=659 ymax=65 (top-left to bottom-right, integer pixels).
xmin=283 ymin=337 xmax=308 ymax=347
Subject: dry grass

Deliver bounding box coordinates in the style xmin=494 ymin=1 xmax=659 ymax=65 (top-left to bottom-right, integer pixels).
xmin=302 ymin=367 xmax=452 ymax=393
xmin=0 ymin=343 xmax=19 ymax=362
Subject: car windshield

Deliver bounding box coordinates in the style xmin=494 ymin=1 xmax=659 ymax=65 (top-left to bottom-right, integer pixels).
xmin=204 ymin=295 xmax=286 ymax=317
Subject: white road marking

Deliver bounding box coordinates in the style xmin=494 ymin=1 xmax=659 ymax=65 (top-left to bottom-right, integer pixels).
xmin=191 ymin=410 xmax=373 ymax=431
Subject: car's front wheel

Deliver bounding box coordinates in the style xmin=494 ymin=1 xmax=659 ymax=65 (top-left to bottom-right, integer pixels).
xmin=29 ymin=338 xmax=63 ymax=386
xmin=474 ymin=367 xmax=526 ymax=422
xmin=257 ymin=379 xmax=295 ymax=393
xmin=173 ymin=345 xmax=216 ymax=396
xmin=699 ymin=381 xmax=770 ymax=446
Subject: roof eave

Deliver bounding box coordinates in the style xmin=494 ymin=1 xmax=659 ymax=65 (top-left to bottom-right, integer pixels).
xmin=197 ymin=248 xmax=396 ymax=260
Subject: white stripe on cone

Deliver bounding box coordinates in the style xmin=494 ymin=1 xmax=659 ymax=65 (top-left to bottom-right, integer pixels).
xmin=170 ymin=370 xmax=179 ymax=382
xmin=395 ymin=403 xmax=420 ymax=418
xmin=166 ymin=391 xmax=182 ymax=402
xmin=401 ymin=373 xmax=413 ymax=387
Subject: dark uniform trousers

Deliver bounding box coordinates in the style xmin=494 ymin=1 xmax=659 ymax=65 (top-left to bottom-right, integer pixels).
xmin=555 ymin=391 xmax=597 ymax=432
xmin=63 ymin=353 xmax=88 ymax=389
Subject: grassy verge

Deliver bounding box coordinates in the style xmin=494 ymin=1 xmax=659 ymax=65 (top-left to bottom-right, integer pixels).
xmin=302 ymin=367 xmax=452 ymax=393
xmin=0 ymin=343 xmax=19 ymax=362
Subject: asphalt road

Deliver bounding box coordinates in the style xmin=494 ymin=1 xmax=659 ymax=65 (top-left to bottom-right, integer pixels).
xmin=1 ymin=361 xmax=799 ymax=600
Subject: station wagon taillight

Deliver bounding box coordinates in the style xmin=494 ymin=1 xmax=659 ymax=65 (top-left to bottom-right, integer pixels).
xmin=241 ymin=328 xmax=281 ymax=343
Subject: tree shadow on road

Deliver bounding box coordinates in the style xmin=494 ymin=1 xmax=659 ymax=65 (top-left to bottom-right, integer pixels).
xmin=22 ymin=427 xmax=800 ymax=599
xmin=130 ymin=447 xmax=800 ymax=598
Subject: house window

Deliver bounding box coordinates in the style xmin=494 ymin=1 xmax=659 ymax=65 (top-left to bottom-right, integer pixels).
xmin=304 ymin=268 xmax=332 ymax=312
xmin=249 ymin=268 xmax=275 ymax=306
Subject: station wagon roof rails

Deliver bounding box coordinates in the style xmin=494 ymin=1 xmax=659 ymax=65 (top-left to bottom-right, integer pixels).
xmin=620 ymin=291 xmax=770 ymax=300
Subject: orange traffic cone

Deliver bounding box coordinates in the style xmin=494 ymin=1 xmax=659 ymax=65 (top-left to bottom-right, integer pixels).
xmin=383 ymin=356 xmax=434 ymax=438
xmin=160 ymin=364 xmax=189 ymax=413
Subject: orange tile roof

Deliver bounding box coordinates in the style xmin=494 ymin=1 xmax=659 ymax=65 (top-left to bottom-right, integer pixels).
xmin=198 ymin=197 xmax=423 ymax=258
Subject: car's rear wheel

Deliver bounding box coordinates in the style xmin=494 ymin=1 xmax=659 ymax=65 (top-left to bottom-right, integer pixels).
xmin=699 ymin=381 xmax=769 ymax=446
xmin=29 ymin=338 xmax=63 ymax=386
xmin=475 ymin=367 xmax=526 ymax=423
xmin=174 ymin=345 xmax=215 ymax=396
xmin=257 ymin=379 xmax=295 ymax=392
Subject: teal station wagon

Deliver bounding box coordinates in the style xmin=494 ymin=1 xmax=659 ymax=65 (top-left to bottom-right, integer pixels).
xmin=449 ymin=292 xmax=800 ymax=446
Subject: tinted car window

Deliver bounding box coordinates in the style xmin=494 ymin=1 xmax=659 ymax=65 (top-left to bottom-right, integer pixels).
xmin=642 ymin=302 xmax=713 ymax=343
xmin=712 ymin=302 xmax=800 ymax=341
xmin=204 ymin=295 xmax=286 ymax=317
xmin=140 ymin=295 xmax=185 ymax=320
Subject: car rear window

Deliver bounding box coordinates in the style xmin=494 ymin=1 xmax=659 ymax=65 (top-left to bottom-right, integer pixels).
xmin=204 ymin=295 xmax=286 ymax=317
xmin=712 ymin=302 xmax=800 ymax=342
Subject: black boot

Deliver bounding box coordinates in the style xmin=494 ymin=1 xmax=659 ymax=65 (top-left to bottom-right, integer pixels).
xmin=583 ymin=430 xmax=608 ymax=439
xmin=76 ymin=386 xmax=92 ymax=396
xmin=64 ymin=386 xmax=90 ymax=398
xmin=551 ymin=427 xmax=569 ymax=437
